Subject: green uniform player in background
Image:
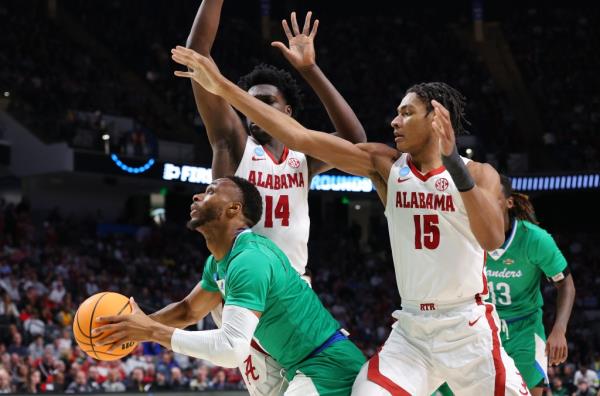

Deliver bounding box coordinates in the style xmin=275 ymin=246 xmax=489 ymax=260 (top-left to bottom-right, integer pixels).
xmin=93 ymin=177 xmax=365 ymax=396
xmin=434 ymin=175 xmax=576 ymax=396
xmin=486 ymin=175 xmax=575 ymax=396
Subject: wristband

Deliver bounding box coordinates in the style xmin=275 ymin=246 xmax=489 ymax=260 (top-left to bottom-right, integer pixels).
xmin=442 ymin=146 xmax=474 ymax=192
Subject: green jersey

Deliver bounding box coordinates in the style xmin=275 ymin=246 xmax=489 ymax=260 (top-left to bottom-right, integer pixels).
xmin=201 ymin=230 xmax=340 ymax=369
xmin=485 ymin=220 xmax=567 ymax=319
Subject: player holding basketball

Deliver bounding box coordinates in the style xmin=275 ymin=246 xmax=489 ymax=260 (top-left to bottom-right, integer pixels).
xmin=485 ymin=175 xmax=575 ymax=395
xmin=94 ymin=176 xmax=366 ymax=396
xmin=171 ymin=47 xmax=531 ymax=395
xmin=186 ymin=2 xmax=365 ymax=393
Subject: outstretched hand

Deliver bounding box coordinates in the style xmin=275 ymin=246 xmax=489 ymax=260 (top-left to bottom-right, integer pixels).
xmin=431 ymin=100 xmax=456 ymax=157
xmin=93 ymin=297 xmax=156 ymax=352
xmin=171 ymin=46 xmax=225 ymax=95
xmin=271 ymin=11 xmax=319 ymax=71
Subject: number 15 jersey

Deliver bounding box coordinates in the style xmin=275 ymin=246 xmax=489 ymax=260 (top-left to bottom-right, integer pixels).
xmin=384 ymin=153 xmax=487 ymax=304
xmin=235 ymin=137 xmax=310 ymax=275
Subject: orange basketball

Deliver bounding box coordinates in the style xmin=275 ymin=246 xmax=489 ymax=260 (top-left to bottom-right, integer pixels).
xmin=73 ymin=292 xmax=138 ymax=361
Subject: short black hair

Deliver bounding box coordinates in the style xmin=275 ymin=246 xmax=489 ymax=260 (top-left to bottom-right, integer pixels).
xmin=406 ymin=82 xmax=470 ymax=135
xmin=238 ymin=63 xmax=303 ymax=117
xmin=225 ymin=176 xmax=262 ymax=227
xmin=500 ymin=174 xmax=513 ymax=198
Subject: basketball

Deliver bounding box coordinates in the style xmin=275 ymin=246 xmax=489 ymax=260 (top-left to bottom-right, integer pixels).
xmin=73 ymin=292 xmax=138 ymax=361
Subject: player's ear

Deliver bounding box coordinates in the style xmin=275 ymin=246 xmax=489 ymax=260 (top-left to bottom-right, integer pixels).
xmin=226 ymin=202 xmax=243 ymax=218
xmin=284 ymin=105 xmax=292 ymax=116
xmin=506 ymin=197 xmax=515 ymax=209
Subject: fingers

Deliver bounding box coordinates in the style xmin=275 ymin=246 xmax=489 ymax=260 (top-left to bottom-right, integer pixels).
xmin=281 ymin=19 xmax=293 ymax=41
xmin=291 ymin=11 xmax=300 ymax=35
xmin=302 ymin=11 xmax=312 ymax=35
xmin=271 ymin=41 xmax=290 ymax=54
xmin=173 ymin=71 xmax=193 ymax=79
xmin=130 ymin=297 xmax=140 ymax=313
xmin=432 ymin=100 xmax=451 ymax=121
xmin=95 ymin=315 xmax=125 ymax=324
xmin=309 ymin=19 xmax=319 ymax=39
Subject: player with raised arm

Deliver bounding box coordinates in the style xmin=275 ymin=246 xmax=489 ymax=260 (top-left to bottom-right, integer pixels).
xmin=93 ymin=177 xmax=366 ymax=396
xmin=187 ymin=1 xmax=365 ymax=275
xmin=171 ymin=48 xmax=532 ymax=395
xmin=186 ymin=3 xmax=365 ymax=393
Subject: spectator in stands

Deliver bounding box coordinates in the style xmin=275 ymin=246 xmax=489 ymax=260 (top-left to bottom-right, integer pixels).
xmin=27 ymin=335 xmax=44 ymax=360
xmin=126 ymin=367 xmax=148 ymax=392
xmin=169 ymin=367 xmax=188 ymax=390
xmin=25 ymin=369 xmax=41 ymax=393
xmin=574 ymin=360 xmax=600 ymax=390
xmin=189 ymin=365 xmax=210 ymax=391
xmin=551 ymin=376 xmax=569 ymax=396
xmin=7 ymin=332 xmax=27 ymax=358
xmin=209 ymin=369 xmax=233 ymax=390
xmin=575 ymin=377 xmax=596 ymax=396
xmin=102 ymin=368 xmax=126 ymax=393
xmin=149 ymin=370 xmax=169 ymax=392
xmin=65 ymin=370 xmax=94 ymax=393
xmin=0 ymin=368 xmax=12 ymax=393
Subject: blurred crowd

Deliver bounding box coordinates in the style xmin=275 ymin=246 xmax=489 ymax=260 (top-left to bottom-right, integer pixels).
xmin=2 ymin=2 xmax=598 ymax=172
xmin=0 ymin=196 xmax=598 ymax=394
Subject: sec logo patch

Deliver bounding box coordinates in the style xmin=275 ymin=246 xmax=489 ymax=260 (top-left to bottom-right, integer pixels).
xmin=288 ymin=157 xmax=300 ymax=168
xmin=435 ymin=178 xmax=449 ymax=191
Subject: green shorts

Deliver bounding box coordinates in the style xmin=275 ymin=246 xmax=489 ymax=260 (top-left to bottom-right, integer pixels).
xmin=286 ymin=339 xmax=366 ymax=395
xmin=500 ymin=309 xmax=547 ymax=389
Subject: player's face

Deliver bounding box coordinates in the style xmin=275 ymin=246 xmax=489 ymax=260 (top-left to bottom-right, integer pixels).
xmin=390 ymin=93 xmax=434 ymax=153
xmin=247 ymin=84 xmax=292 ymax=145
xmin=188 ymin=179 xmax=240 ymax=231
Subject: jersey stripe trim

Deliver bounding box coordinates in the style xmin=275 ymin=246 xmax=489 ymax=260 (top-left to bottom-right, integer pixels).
xmin=367 ymin=353 xmax=411 ymax=396
xmin=481 ymin=253 xmax=489 ymax=296
xmin=263 ymin=146 xmax=290 ymax=165
xmin=476 ymin=295 xmax=506 ymax=396
xmin=407 ymin=157 xmax=446 ymax=182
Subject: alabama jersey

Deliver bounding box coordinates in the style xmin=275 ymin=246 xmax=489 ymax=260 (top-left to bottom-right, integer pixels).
xmin=384 ymin=153 xmax=487 ymax=304
xmin=235 ymin=137 xmax=309 ymax=274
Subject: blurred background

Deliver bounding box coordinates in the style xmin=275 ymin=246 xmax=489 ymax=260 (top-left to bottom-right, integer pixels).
xmin=0 ymin=0 xmax=599 ymax=394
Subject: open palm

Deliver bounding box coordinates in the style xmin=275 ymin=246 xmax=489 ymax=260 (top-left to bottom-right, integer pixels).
xmin=272 ymin=11 xmax=319 ymax=70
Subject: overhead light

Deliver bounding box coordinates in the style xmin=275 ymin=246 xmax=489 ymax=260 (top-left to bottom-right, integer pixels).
xmin=102 ymin=134 xmax=110 ymax=141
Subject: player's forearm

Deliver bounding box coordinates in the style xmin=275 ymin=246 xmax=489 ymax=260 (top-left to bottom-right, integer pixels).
xmin=186 ymin=0 xmax=224 ymax=54
xmin=553 ymin=274 xmax=576 ymax=333
xmin=170 ymin=305 xmax=258 ymax=368
xmin=461 ymin=188 xmax=504 ymax=251
xmin=298 ymin=65 xmax=366 ymax=143
xmin=149 ymin=300 xmax=196 ymax=329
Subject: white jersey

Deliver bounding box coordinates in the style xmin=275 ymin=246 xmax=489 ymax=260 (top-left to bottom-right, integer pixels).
xmin=384 ymin=153 xmax=487 ymax=305
xmin=235 ymin=137 xmax=310 ymax=274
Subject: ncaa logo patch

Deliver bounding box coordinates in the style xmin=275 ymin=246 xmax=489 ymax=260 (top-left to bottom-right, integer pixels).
xmin=435 ymin=178 xmax=449 ymax=191
xmin=399 ymin=166 xmax=410 ymax=177
xmin=254 ymin=147 xmax=265 ymax=157
xmin=288 ymin=157 xmax=300 ymax=168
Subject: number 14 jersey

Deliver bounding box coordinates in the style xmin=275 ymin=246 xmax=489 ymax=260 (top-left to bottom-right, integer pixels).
xmin=235 ymin=137 xmax=310 ymax=275
xmin=384 ymin=153 xmax=487 ymax=304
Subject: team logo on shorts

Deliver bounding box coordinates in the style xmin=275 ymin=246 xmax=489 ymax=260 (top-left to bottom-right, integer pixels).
xmin=435 ymin=177 xmax=449 ymax=191
xmin=288 ymin=157 xmax=300 ymax=168
xmin=503 ymin=258 xmax=515 ymax=265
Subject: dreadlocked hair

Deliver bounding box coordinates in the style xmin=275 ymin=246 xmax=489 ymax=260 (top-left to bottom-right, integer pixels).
xmin=406 ymin=82 xmax=470 ymax=135
xmin=500 ymin=174 xmax=538 ymax=224
xmin=238 ymin=63 xmax=304 ymax=117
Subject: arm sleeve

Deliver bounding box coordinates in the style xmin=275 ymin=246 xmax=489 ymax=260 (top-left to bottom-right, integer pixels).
xmin=224 ymin=251 xmax=271 ymax=312
xmin=200 ymin=257 xmax=219 ymax=293
xmin=528 ymin=228 xmax=568 ymax=280
xmin=170 ymin=305 xmax=259 ymax=367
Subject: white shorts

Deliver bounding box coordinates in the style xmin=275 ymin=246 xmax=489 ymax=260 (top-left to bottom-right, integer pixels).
xmin=352 ymin=298 xmax=531 ymax=396
xmin=210 ymin=305 xmax=288 ymax=396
